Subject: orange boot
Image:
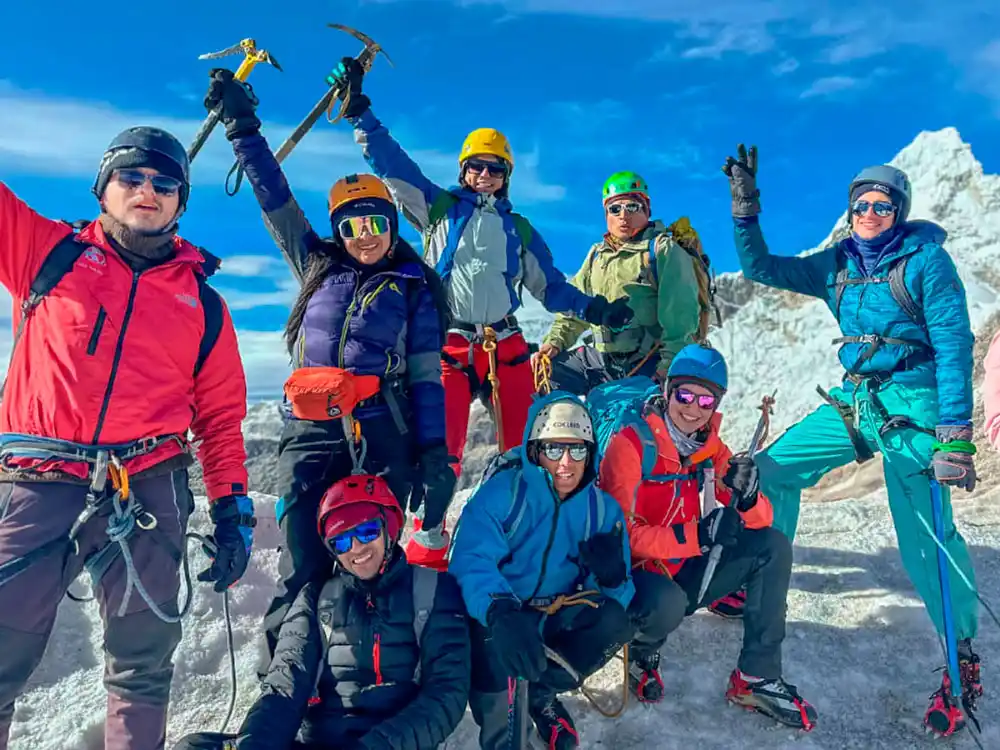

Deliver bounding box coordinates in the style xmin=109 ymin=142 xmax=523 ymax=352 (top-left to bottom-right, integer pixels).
xmin=405 ymin=516 xmax=451 ymax=571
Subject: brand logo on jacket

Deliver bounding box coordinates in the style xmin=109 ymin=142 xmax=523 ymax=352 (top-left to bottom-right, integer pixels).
xmin=175 ymin=293 xmax=198 ymax=308
xmin=83 ymin=247 xmax=106 ymax=267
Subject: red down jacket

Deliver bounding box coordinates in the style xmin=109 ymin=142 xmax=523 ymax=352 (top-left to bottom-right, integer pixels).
xmin=0 ymin=182 xmax=248 ymax=500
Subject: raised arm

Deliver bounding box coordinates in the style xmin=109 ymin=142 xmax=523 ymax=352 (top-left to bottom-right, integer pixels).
xmin=0 ymin=181 xmax=74 ymax=298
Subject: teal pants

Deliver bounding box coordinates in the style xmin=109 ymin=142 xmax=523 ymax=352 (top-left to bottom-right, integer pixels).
xmin=755 ymin=380 xmax=979 ymax=640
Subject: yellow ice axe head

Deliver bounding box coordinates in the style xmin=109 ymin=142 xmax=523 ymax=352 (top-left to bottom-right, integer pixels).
xmin=198 ymin=37 xmax=283 ymax=81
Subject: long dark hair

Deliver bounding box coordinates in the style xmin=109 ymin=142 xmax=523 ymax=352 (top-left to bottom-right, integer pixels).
xmin=283 ymin=237 xmax=450 ymax=356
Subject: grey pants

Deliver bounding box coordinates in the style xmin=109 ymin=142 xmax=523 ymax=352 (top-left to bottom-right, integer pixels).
xmin=547 ymin=345 xmax=659 ymax=396
xmin=0 ymin=471 xmax=193 ymax=750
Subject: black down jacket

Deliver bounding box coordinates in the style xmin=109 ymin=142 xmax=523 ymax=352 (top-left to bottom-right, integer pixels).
xmin=237 ymin=550 xmax=471 ymax=749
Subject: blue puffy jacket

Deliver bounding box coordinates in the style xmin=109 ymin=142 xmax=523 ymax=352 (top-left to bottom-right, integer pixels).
xmin=347 ymin=108 xmax=594 ymax=327
xmin=448 ymin=391 xmax=635 ymax=626
xmin=733 ymin=216 xmax=974 ymax=424
xmin=231 ymin=133 xmax=446 ymax=447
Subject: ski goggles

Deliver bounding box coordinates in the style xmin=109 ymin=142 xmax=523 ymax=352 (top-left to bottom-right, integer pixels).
xmin=672 ymin=387 xmax=718 ymax=410
xmin=337 ymin=214 xmax=391 ymax=240
xmin=539 ymin=441 xmax=590 ymax=462
xmin=114 ymin=169 xmax=182 ymax=196
xmin=851 ymin=199 xmax=896 ymax=218
xmin=464 ymin=158 xmax=509 ymax=178
xmin=606 ymin=201 xmax=645 ymax=216
xmin=327 ymin=517 xmax=384 ymax=555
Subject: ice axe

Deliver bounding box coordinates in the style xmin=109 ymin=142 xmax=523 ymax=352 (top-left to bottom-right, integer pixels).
xmin=187 ymin=38 xmax=282 ymax=162
xmin=273 ymin=23 xmax=393 ymax=164
xmin=696 ymin=389 xmax=777 ymax=606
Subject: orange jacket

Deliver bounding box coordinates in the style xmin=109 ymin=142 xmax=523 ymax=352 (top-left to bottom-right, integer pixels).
xmin=599 ymin=408 xmax=772 ymax=577
xmin=0 ymin=182 xmax=248 ymax=500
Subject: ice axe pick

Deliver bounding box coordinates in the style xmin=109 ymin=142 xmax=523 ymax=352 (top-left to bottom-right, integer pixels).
xmin=187 ymin=38 xmax=282 ymax=162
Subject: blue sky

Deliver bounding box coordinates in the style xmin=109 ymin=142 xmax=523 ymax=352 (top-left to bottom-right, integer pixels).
xmin=1 ymin=0 xmax=999 ymax=398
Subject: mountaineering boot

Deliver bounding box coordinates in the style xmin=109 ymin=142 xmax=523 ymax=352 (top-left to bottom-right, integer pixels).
xmin=924 ymin=639 xmax=983 ymax=737
xmin=628 ymin=648 xmax=665 ymax=703
xmin=403 ymin=517 xmax=450 ymax=572
xmin=726 ymin=670 xmax=818 ymax=731
xmin=528 ymin=693 xmax=579 ymax=750
xmin=708 ymin=585 xmax=746 ymax=619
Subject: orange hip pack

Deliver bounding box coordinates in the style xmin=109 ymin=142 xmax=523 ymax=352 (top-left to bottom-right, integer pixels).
xmin=284 ymin=367 xmax=381 ymax=421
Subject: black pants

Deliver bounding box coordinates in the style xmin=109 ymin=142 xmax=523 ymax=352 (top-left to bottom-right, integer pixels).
xmin=259 ymin=411 xmax=416 ymax=669
xmin=173 ymin=731 xmax=311 ymax=750
xmin=627 ymin=527 xmax=792 ymax=678
xmin=547 ymin=345 xmax=659 ymax=396
xmin=468 ymin=598 xmax=631 ymax=750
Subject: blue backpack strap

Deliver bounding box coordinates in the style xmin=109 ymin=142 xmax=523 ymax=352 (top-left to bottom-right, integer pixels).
xmin=647 ymin=237 xmax=658 ymax=284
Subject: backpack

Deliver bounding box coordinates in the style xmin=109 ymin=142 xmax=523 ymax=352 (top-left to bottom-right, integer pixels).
xmin=587 ymin=376 xmax=663 ymax=478
xmin=424 ymin=191 xmax=534 ymax=301
xmin=0 ymin=222 xmax=224 ymax=399
xmin=588 ymin=217 xmax=720 ymax=342
xmin=833 ymin=255 xmax=921 ymax=325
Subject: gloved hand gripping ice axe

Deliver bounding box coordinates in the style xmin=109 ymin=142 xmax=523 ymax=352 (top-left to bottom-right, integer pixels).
xmin=697 ymin=389 xmax=776 ymax=605
xmin=187 ymin=38 xmax=282 ymax=162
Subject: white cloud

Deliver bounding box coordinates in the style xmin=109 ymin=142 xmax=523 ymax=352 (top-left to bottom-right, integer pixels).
xmin=772 ymin=58 xmax=801 ymax=76
xmin=0 ymin=80 xmax=566 ymax=206
xmin=799 ymin=75 xmax=861 ymax=99
xmin=216 ymin=254 xmax=288 ymax=278
xmin=235 ymin=329 xmax=293 ymax=400
xmin=679 ymin=23 xmax=774 ymax=59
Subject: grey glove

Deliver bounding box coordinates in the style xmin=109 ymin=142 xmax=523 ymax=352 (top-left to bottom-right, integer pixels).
xmin=931 ymin=424 xmax=977 ymax=492
xmin=722 ymin=143 xmax=761 ymax=218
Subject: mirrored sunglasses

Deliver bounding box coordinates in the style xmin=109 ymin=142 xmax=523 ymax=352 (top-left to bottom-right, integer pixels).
xmin=851 ymin=199 xmax=896 ymax=218
xmin=337 ymin=214 xmax=391 ymax=240
xmin=539 ymin=441 xmax=590 ymax=462
xmin=673 ymin=387 xmax=718 ymax=410
xmin=607 ymin=201 xmax=644 ymax=216
xmin=114 ymin=169 xmax=182 ymax=196
xmin=464 ymin=158 xmax=508 ymax=178
xmin=328 ymin=517 xmax=384 ymax=555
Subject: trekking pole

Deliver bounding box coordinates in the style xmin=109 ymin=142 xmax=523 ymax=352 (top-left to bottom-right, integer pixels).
xmin=188 ymin=38 xmax=282 ymax=162
xmin=697 ymin=389 xmax=776 ymax=605
xmin=930 ymin=478 xmax=963 ymax=704
xmin=506 ymin=677 xmax=530 ymax=749
xmin=483 ymin=327 xmax=506 ymax=452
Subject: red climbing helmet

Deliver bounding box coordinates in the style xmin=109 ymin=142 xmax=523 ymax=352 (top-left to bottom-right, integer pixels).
xmin=317 ymin=474 xmax=404 ymax=549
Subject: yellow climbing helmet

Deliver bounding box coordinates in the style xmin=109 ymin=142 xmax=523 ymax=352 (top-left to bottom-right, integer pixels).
xmin=459 ymin=128 xmax=514 ymax=170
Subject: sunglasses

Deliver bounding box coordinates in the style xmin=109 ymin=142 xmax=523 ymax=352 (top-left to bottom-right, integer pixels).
xmin=607 ymin=201 xmax=644 ymax=216
xmin=337 ymin=214 xmax=391 ymax=240
xmin=851 ymin=199 xmax=896 ymax=218
xmin=114 ymin=169 xmax=182 ymax=196
xmin=328 ymin=518 xmax=384 ymax=555
xmin=672 ymin=387 xmax=718 ymax=410
xmin=539 ymin=441 xmax=590 ymax=462
xmin=464 ymin=158 xmax=508 ymax=178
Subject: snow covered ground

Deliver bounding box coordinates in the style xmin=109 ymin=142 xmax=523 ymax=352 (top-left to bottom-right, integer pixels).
xmin=10 ymin=482 xmax=1000 ymax=749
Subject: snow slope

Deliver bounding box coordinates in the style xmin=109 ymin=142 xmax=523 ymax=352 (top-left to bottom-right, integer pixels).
xmin=13 ymin=485 xmax=1000 ymax=749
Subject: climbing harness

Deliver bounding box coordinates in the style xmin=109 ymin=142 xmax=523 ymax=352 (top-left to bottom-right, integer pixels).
xmin=531 ymin=590 xmax=630 ymax=719
xmin=482 ymin=326 xmax=507 ymax=451
xmin=342 ymin=414 xmax=368 ymax=474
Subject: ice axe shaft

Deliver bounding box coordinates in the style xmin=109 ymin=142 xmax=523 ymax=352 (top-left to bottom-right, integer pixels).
xmin=271 ymin=23 xmax=392 ymax=165
xmin=697 ymin=390 xmax=777 ymax=605
xmin=188 ymin=38 xmax=282 ymax=162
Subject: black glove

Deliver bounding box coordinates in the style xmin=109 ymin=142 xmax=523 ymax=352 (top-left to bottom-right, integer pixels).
xmin=584 ymin=295 xmax=634 ymax=329
xmin=410 ymin=444 xmax=457 ymax=530
xmin=203 ymin=68 xmax=261 ymax=141
xmin=697 ymin=506 xmax=743 ymax=550
xmin=931 ymin=424 xmax=977 ymax=492
xmin=198 ymin=494 xmax=256 ymax=593
xmin=486 ymin=598 xmax=546 ymax=681
xmin=578 ymin=524 xmax=628 ymax=588
xmin=722 ymin=454 xmax=760 ymax=512
xmin=327 ymin=56 xmax=371 ymax=119
xmin=722 ymin=143 xmax=761 ymax=218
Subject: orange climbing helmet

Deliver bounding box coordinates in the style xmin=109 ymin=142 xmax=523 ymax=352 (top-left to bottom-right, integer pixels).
xmin=328 ymin=173 xmax=394 ymax=215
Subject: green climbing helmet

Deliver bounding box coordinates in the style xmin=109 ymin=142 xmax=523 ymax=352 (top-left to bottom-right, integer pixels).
xmin=602 ymin=171 xmax=650 ymax=204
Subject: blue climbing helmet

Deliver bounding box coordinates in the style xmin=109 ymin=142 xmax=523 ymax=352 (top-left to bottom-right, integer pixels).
xmin=848 ymin=165 xmax=912 ymax=223
xmin=667 ymin=344 xmax=728 ymax=394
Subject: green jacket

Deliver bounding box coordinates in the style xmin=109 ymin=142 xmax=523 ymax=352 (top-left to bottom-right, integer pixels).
xmin=543 ymin=220 xmax=701 ymax=374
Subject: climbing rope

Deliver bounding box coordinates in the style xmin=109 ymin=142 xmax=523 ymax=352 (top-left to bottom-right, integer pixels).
xmin=532 ymin=591 xmax=630 ymax=718
xmin=625 ymin=342 xmax=661 ymax=378
xmin=533 ymin=352 xmax=552 ymax=395
xmin=482 ymin=326 xmax=506 ymax=451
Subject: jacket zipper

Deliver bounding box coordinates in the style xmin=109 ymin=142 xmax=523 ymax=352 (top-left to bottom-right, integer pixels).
xmin=92 ymin=272 xmax=139 ymax=443
xmin=337 ymin=276 xmax=360 ymax=367
xmin=86 ymin=307 xmax=107 ymax=356
xmin=527 ymin=496 xmax=561 ymax=601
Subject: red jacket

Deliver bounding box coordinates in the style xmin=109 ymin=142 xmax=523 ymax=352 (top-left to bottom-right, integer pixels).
xmin=0 ymin=182 xmax=248 ymax=500
xmin=599 ymin=409 xmax=773 ymax=577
